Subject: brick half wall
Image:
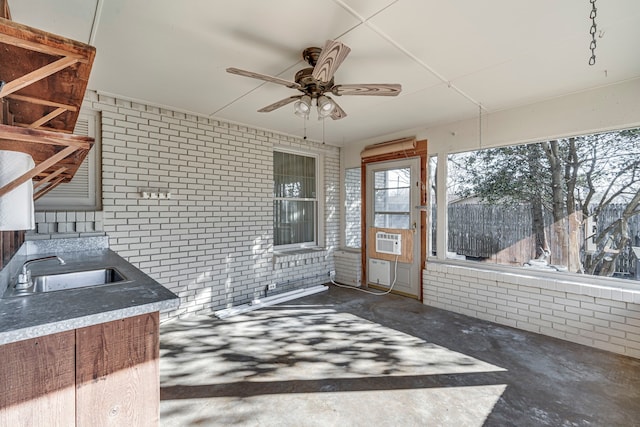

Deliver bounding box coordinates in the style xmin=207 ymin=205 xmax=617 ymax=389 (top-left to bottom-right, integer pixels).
xmin=424 ymin=261 xmax=640 ymax=359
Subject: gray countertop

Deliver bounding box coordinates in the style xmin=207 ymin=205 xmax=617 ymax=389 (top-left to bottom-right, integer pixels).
xmin=0 ymin=238 xmax=179 ymax=345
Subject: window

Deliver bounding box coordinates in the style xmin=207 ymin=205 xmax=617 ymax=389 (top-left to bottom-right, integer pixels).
xmin=273 ymin=150 xmax=318 ymax=247
xmin=344 ymin=167 xmax=361 ymax=248
xmin=428 ymin=155 xmax=438 ymax=256
xmin=373 ymin=167 xmax=411 ymax=229
xmin=446 ymin=128 xmax=640 ymax=281
xmin=35 ymin=111 xmax=102 ymax=210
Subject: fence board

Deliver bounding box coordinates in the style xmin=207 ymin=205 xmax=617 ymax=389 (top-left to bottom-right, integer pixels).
xmin=439 ymin=204 xmax=640 ymax=277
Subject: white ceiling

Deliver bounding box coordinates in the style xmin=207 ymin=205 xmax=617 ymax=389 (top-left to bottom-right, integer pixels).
xmin=10 ymin=0 xmax=640 ymax=145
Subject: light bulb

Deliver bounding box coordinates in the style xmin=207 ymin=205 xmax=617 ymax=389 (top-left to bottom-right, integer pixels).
xmin=317 ymin=95 xmax=335 ymax=118
xmin=294 ymin=95 xmax=311 ymax=118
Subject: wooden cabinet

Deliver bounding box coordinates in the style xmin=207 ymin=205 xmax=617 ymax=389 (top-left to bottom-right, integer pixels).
xmin=76 ymin=313 xmax=160 ymax=426
xmin=0 ymin=330 xmax=76 ymax=427
xmin=0 ymin=312 xmax=159 ymax=426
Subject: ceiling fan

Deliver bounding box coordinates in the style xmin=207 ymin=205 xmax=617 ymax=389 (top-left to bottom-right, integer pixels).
xmin=226 ymin=40 xmax=402 ymax=120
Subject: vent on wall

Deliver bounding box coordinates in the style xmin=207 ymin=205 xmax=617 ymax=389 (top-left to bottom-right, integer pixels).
xmin=375 ymin=232 xmax=402 ymax=255
xmin=35 ymin=111 xmax=101 ymax=210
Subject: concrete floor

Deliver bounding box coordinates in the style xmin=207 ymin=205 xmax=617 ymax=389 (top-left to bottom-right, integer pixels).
xmin=159 ymin=285 xmax=640 ymax=426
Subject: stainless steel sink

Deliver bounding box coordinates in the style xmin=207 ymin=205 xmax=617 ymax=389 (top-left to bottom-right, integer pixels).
xmin=4 ymin=268 xmax=127 ymax=297
xmin=33 ymin=268 xmax=127 ymax=292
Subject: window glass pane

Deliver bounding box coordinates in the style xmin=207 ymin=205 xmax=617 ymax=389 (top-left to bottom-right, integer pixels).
xmin=274 ymin=200 xmax=316 ymax=246
xmin=446 ymin=129 xmax=640 ymax=280
xmin=429 ymin=155 xmax=438 ymax=256
xmin=274 ymin=152 xmax=315 ymax=199
xmin=344 ymin=168 xmax=361 ymax=248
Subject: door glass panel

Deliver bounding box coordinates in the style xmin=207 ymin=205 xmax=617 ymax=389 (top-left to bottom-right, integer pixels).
xmin=373 ymin=167 xmax=411 ymax=229
xmin=374 ymin=168 xmax=410 ymax=188
xmin=374 ymin=213 xmax=410 ymax=229
xmin=374 ymin=188 xmax=410 ymax=211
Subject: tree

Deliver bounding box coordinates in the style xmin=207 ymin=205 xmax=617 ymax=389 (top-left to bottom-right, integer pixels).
xmin=456 ymin=143 xmax=552 ymax=259
xmin=576 ymin=130 xmax=640 ymax=275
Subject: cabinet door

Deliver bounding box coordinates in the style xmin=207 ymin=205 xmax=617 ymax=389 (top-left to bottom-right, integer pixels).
xmin=76 ymin=312 xmax=159 ymax=427
xmin=0 ymin=331 xmax=76 ymax=427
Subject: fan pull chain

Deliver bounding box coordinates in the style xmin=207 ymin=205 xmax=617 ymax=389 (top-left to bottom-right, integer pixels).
xmin=303 ymin=116 xmax=307 ymax=140
xmin=322 ymin=118 xmax=325 ymax=144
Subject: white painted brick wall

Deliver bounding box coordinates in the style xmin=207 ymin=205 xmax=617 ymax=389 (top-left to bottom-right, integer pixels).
xmin=27 ymin=210 xmax=105 ymax=239
xmin=424 ymin=262 xmax=640 ymax=358
xmin=31 ymin=92 xmax=339 ymax=320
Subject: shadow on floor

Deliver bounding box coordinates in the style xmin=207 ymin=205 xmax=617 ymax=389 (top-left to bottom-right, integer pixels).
xmin=159 ymin=285 xmax=640 ymax=427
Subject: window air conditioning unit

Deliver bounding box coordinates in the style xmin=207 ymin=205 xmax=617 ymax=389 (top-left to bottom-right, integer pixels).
xmin=375 ymin=232 xmax=402 ymax=255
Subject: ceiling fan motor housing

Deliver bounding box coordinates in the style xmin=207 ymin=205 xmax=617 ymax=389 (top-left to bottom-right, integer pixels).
xmin=302 ymin=47 xmax=322 ymax=67
xmin=295 ymin=68 xmax=334 ymax=97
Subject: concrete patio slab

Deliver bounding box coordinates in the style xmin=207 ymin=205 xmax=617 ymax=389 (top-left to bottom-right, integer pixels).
xmin=160 ymin=285 xmax=640 ymax=426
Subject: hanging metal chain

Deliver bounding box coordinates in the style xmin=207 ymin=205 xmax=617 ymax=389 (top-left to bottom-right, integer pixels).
xmin=589 ymin=0 xmax=598 ymax=65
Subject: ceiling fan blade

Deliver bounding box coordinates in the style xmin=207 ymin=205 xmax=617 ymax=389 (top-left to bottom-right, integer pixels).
xmin=257 ymin=96 xmax=301 ymax=113
xmin=331 ymin=84 xmax=402 ymax=96
xmin=311 ymin=40 xmax=351 ymax=84
xmin=226 ymin=67 xmax=302 ymax=90
xmin=330 ymin=99 xmax=347 ymax=120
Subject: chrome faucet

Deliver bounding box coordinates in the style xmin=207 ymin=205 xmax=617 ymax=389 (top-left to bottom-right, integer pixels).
xmin=16 ymin=256 xmax=66 ymax=290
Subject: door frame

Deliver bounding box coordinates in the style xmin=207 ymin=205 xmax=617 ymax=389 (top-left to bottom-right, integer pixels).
xmin=360 ymin=138 xmax=428 ymax=300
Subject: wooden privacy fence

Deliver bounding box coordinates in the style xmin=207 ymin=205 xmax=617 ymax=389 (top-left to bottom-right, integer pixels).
xmin=598 ymin=204 xmax=640 ymax=277
xmin=438 ymin=204 xmax=640 ymax=277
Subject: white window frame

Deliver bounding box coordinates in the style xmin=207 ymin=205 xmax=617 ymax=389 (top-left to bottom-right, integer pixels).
xmin=435 ymin=134 xmax=640 ymax=287
xmin=35 ymin=110 xmax=102 ymax=211
xmin=273 ymin=147 xmax=324 ymax=250
xmin=372 ymin=165 xmax=412 ymax=230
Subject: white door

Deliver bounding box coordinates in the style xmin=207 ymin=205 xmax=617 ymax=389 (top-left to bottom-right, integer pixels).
xmin=366 ymin=158 xmax=421 ymax=297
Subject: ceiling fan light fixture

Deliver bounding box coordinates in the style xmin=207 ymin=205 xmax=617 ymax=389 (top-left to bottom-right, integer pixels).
xmin=294 ymin=95 xmax=312 ymax=118
xmin=226 ymin=39 xmax=401 ymax=122
xmin=317 ymin=95 xmax=335 ymax=118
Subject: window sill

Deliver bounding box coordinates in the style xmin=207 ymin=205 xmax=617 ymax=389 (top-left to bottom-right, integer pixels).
xmin=274 ymin=247 xmax=326 ymax=257
xmin=273 ymin=247 xmax=328 ymax=263
xmin=336 ymin=247 xmax=361 ymax=254
xmin=426 ymin=258 xmax=640 ymax=304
